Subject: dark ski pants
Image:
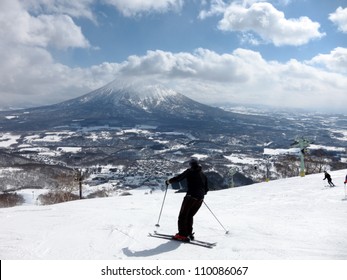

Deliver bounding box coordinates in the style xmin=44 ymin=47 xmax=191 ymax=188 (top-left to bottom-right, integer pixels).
xmin=178 ymin=195 xmax=203 ymax=237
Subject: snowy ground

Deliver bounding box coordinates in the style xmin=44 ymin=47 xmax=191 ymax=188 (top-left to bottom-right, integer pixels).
xmin=0 ymin=170 xmax=347 ymax=260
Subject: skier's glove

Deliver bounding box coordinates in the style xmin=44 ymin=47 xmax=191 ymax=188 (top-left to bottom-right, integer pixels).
xmin=165 ymin=180 xmax=170 ymax=186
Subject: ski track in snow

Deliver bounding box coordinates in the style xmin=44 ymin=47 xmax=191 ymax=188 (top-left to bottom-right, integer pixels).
xmin=0 ymin=170 xmax=347 ymax=260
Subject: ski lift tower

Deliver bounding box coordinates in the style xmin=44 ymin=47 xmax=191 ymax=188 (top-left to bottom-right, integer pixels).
xmin=290 ymin=137 xmax=311 ymax=177
xmin=74 ymin=168 xmax=88 ymax=199
xmin=229 ymin=167 xmax=237 ymax=188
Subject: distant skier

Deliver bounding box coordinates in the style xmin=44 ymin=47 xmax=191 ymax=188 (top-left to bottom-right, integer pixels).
xmin=323 ymin=171 xmax=335 ymax=187
xmin=344 ymin=174 xmax=347 ymax=185
xmin=165 ymin=158 xmax=209 ymax=242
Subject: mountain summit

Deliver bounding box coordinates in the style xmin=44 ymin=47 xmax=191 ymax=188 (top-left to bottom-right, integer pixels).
xmin=94 ymin=81 xmax=177 ymax=101
xmin=0 ymin=80 xmax=232 ymax=131
xmin=72 ymin=81 xmax=179 ymax=108
xmin=62 ymin=81 xmax=194 ymax=114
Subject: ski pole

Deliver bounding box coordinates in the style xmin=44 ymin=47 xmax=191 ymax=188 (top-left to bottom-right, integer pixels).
xmin=155 ymin=182 xmax=169 ymax=227
xmin=203 ymin=201 xmax=229 ymax=234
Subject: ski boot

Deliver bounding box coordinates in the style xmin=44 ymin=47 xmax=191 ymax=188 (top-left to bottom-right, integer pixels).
xmin=173 ymin=233 xmax=190 ymax=242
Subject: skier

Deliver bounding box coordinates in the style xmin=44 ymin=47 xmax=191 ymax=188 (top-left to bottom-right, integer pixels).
xmin=344 ymin=174 xmax=347 ymax=186
xmin=323 ymin=171 xmax=335 ymax=187
xmin=165 ymin=158 xmax=209 ymax=242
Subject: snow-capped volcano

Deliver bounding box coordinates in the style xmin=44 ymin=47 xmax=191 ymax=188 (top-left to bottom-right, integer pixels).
xmin=77 ymin=81 xmax=178 ymax=107
xmin=0 ymin=80 xmax=233 ymax=131
xmin=66 ymin=81 xmax=190 ymax=114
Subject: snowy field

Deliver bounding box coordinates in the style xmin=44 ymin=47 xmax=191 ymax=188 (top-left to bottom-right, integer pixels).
xmin=0 ymin=170 xmax=347 ymax=260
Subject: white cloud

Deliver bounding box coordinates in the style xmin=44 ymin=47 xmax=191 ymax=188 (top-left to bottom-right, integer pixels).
xmin=0 ymin=41 xmax=118 ymax=106
xmin=329 ymin=6 xmax=347 ymax=33
xmin=307 ymin=47 xmax=347 ymax=74
xmin=101 ymin=0 xmax=184 ymax=17
xmin=0 ymin=0 xmax=90 ymax=49
xmin=0 ymin=45 xmax=346 ymax=111
xmin=112 ymin=48 xmax=346 ymax=111
xmin=0 ymin=0 xmax=104 ymax=107
xmin=30 ymin=14 xmax=91 ymax=49
xmin=21 ymin=0 xmax=96 ymax=21
xmin=199 ymin=0 xmax=227 ymax=19
xmin=120 ymin=48 xmax=250 ymax=82
xmin=200 ymin=1 xmax=325 ymax=46
xmin=0 ymin=43 xmax=119 ymax=107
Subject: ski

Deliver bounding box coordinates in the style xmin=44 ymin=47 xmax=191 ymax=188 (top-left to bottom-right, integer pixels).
xmin=154 ymin=231 xmax=217 ymax=246
xmin=149 ymin=232 xmax=216 ymax=248
xmin=148 ymin=233 xmax=215 ymax=249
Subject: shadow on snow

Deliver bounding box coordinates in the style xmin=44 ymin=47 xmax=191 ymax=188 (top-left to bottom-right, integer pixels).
xmin=122 ymin=240 xmax=181 ymax=257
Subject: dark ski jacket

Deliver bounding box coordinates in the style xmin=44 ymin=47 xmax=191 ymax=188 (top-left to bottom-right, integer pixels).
xmin=323 ymin=172 xmax=332 ymax=181
xmin=168 ymin=165 xmax=209 ymax=200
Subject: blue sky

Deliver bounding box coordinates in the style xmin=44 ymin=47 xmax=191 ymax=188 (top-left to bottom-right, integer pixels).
xmin=1 ymin=0 xmax=347 ymax=112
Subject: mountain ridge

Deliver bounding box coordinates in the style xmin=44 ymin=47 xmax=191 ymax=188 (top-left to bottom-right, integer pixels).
xmin=0 ymin=81 xmax=235 ymax=131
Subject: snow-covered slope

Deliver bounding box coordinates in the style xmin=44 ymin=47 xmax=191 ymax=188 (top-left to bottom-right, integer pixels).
xmin=1 ymin=170 xmax=346 ymax=260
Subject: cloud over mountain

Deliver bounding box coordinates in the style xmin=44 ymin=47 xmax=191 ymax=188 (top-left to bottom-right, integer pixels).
xmin=0 ymin=0 xmax=346 ymax=113
xmin=116 ymin=48 xmax=347 ymax=110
